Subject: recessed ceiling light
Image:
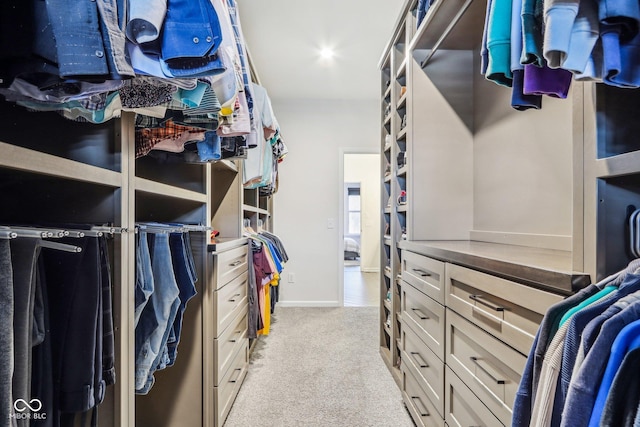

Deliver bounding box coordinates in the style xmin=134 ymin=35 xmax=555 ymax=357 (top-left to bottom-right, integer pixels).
xmin=319 ymin=47 xmax=335 ymax=60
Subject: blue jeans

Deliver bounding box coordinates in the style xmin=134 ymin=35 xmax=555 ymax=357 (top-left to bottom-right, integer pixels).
xmin=135 ymin=229 xmax=154 ymax=328
xmin=135 ymin=232 xmax=180 ymax=392
xmin=166 ymin=232 xmax=198 ymax=367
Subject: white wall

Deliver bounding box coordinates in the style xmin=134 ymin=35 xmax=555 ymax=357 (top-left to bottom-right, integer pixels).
xmin=344 ymin=154 xmax=381 ymax=272
xmin=272 ymin=99 xmax=380 ymax=306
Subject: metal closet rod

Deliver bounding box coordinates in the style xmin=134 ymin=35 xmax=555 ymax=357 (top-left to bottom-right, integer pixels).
xmin=135 ymin=224 xmax=211 ymax=234
xmin=0 ymin=225 xmax=129 ymax=240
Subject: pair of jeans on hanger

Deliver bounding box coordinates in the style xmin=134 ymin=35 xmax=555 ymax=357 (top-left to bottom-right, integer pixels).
xmin=134 ymin=225 xmax=197 ymax=394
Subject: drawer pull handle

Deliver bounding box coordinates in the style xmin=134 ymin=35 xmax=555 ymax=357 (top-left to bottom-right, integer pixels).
xmin=412 ymin=268 xmax=431 ymax=277
xmin=229 ymin=293 xmax=241 ymax=302
xmin=411 ymin=308 xmax=429 ymax=320
xmin=410 ymin=351 xmax=429 ymax=368
xmin=411 ymin=396 xmax=430 ymax=417
xmin=230 ymin=330 xmax=243 ymax=343
xmin=229 ymin=260 xmax=243 ymax=267
xmin=229 ymin=368 xmax=242 ymax=383
xmin=470 ymin=356 xmax=506 ymax=385
xmin=469 ymin=294 xmax=506 ymax=312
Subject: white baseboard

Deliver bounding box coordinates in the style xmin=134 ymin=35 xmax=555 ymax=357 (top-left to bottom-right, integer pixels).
xmin=470 ymin=230 xmax=572 ymax=251
xmin=360 ymin=268 xmax=380 ymax=273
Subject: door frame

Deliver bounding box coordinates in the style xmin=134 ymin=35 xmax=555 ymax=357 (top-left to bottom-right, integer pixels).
xmin=338 ymin=147 xmax=380 ymax=306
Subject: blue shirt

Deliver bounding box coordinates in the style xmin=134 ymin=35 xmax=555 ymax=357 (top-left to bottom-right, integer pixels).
xmin=588 ymin=320 xmax=640 ymax=426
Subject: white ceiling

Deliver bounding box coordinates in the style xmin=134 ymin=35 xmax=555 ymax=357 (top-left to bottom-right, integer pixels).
xmin=238 ymin=0 xmax=406 ymax=101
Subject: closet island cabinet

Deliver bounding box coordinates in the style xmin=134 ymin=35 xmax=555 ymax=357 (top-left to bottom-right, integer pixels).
xmin=0 ymin=86 xmax=275 ymax=427
xmin=377 ymin=0 xmax=638 ymax=424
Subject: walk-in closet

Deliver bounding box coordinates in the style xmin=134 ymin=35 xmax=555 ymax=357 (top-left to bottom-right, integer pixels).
xmin=2 ymin=0 xmax=640 ymax=426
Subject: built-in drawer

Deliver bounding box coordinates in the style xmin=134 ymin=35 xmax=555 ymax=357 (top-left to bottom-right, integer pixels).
xmin=445 ymin=366 xmax=504 ymax=427
xmin=402 ymin=362 xmax=445 ymax=427
xmin=402 ymin=280 xmax=445 ymax=360
xmin=446 ymin=309 xmax=525 ymax=426
xmin=212 ymin=244 xmax=248 ymax=290
xmin=214 ymin=307 xmax=248 ymax=386
xmin=213 ymin=271 xmax=248 ymax=336
xmin=402 ymin=250 xmax=445 ymax=304
xmin=445 ymin=263 xmax=563 ymax=354
xmin=402 ymin=321 xmax=445 ymax=417
xmin=214 ymin=340 xmax=248 ymax=427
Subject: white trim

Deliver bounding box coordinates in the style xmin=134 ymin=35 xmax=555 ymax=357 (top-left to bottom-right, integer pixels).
xmin=339 ymin=147 xmax=381 ymax=308
xmin=469 ymin=230 xmax=572 ymax=251
xmin=360 ymin=268 xmax=380 ymax=273
xmin=278 ymin=301 xmax=341 ymax=308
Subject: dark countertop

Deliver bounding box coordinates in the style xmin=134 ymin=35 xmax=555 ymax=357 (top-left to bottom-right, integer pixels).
xmin=398 ymin=240 xmax=591 ymax=295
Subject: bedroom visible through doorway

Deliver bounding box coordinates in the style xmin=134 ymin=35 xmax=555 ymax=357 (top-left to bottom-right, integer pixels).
xmin=343 ymin=153 xmax=380 ymax=307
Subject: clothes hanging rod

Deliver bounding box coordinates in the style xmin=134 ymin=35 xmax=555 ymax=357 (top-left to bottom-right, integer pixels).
xmin=39 ymin=240 xmax=82 ymax=253
xmin=0 ymin=225 xmax=128 ymax=239
xmin=135 ymin=224 xmax=211 ymax=234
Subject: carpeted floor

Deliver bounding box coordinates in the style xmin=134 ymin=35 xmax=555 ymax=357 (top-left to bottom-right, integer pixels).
xmin=223 ymin=307 xmax=413 ymax=427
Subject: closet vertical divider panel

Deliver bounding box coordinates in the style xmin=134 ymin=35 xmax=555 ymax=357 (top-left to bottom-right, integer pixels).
xmin=118 ymin=112 xmax=136 ymax=427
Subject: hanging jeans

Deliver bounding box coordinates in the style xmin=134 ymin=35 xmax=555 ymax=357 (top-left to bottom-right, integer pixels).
xmin=135 ymin=232 xmax=179 ymax=393
xmin=165 ymin=232 xmax=197 ymax=368
xmin=135 ymin=229 xmax=154 ymax=328
xmin=11 ymin=238 xmax=41 ymax=427
xmin=0 ymin=240 xmax=14 ymax=427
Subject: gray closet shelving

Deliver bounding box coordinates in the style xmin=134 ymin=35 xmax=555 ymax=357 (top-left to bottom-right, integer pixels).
xmin=1 ymin=74 xmax=275 ymax=425
xmin=380 ymin=0 xmax=637 ymax=424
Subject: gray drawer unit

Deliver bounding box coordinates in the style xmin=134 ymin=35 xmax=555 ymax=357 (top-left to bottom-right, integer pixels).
xmin=402 ymin=320 xmax=445 ymax=417
xmin=213 ymin=340 xmax=249 ymax=427
xmin=213 ymin=270 xmax=248 ymax=337
xmin=402 ymin=250 xmax=446 ymax=304
xmin=446 ymin=309 xmax=525 ymax=425
xmin=445 ymin=263 xmax=563 ymax=354
xmin=402 ymin=360 xmax=445 ymax=427
xmin=211 ymin=244 xmax=248 ymax=290
xmin=213 ymin=308 xmax=248 ymax=386
xmin=402 ymin=280 xmax=446 ymax=360
xmin=444 ymin=366 xmax=504 ymax=427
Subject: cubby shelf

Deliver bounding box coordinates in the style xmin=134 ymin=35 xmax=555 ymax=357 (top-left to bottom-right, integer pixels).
xmin=0 ymin=140 xmax=122 ymax=187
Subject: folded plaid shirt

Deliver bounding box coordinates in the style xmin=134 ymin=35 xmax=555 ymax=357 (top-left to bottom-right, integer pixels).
xmin=135 ymin=119 xmax=204 ymax=158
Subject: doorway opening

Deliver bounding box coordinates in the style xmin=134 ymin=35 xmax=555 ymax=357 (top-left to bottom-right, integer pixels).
xmin=342 ymin=153 xmax=380 ymax=307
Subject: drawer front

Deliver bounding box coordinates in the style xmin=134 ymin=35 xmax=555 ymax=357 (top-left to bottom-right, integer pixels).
xmin=214 ymin=340 xmax=248 ymax=427
xmin=402 ymin=364 xmax=445 ymax=427
xmin=213 ymin=271 xmax=248 ymax=336
xmin=214 ymin=307 xmax=248 ymax=386
xmin=402 ymin=281 xmax=445 ymax=360
xmin=445 ymin=263 xmax=563 ymax=354
xmin=212 ymin=244 xmax=248 ymax=290
xmin=446 ymin=309 xmax=525 ymax=426
xmin=445 ymin=366 xmax=504 ymax=427
xmin=402 ymin=250 xmax=445 ymax=304
xmin=402 ymin=322 xmax=445 ymax=417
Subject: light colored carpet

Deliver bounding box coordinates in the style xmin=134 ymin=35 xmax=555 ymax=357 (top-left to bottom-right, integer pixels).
xmin=224 ymin=307 xmax=413 ymax=427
